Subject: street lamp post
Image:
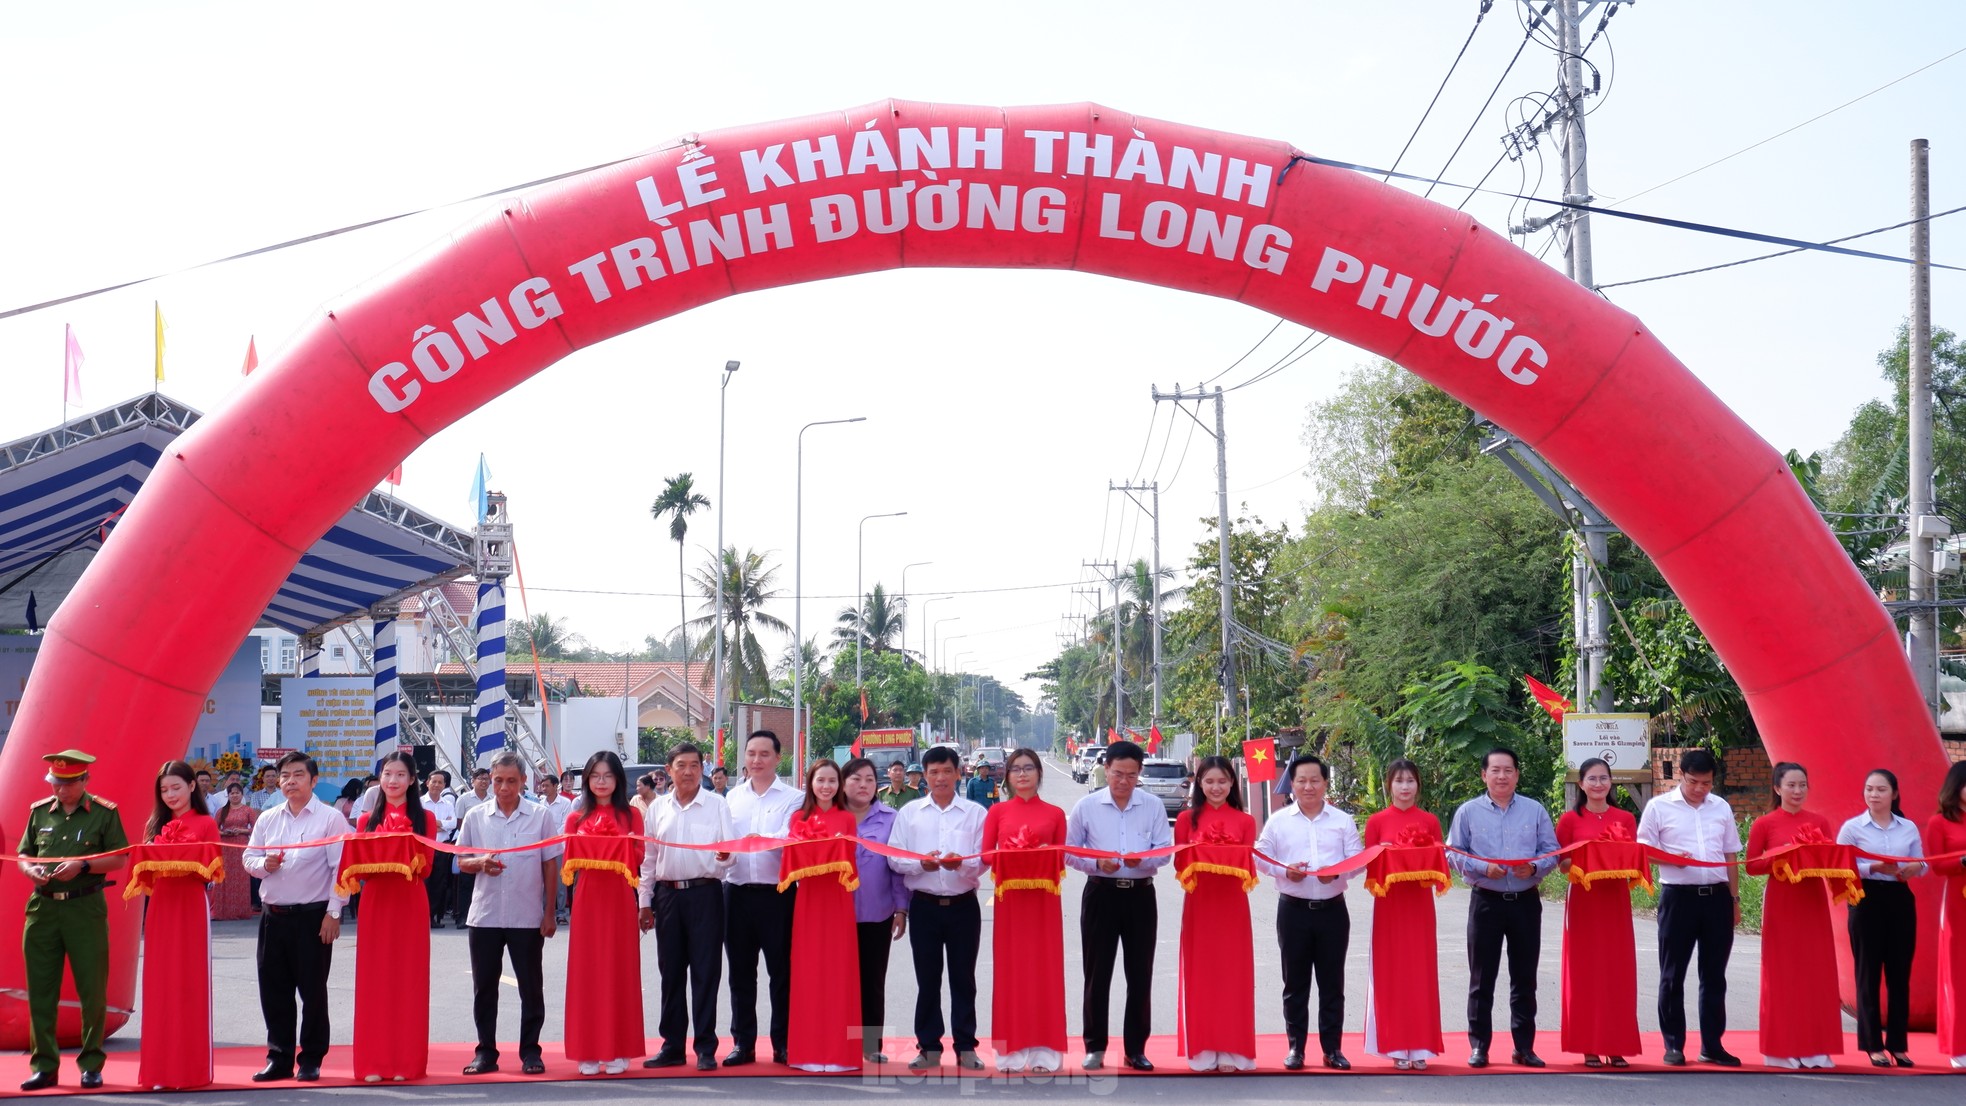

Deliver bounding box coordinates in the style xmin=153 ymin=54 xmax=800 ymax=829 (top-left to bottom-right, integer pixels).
xmin=712 ymin=360 xmax=738 ymax=753
xmin=952 ymin=652 xmax=974 ymax=744
xmin=900 ymin=559 xmax=931 ymax=658
xmin=793 ymin=416 xmax=865 ymax=773
xmin=855 ymin=511 xmax=907 ymax=690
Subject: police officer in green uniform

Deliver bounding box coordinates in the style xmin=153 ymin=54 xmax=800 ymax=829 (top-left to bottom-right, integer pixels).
xmin=16 ymin=749 xmax=128 ymax=1092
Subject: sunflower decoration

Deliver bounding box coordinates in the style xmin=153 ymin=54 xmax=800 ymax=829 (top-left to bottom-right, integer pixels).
xmin=215 ymin=751 xmax=245 ymax=775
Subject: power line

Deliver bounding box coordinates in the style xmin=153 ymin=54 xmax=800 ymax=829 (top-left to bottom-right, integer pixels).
xmin=1609 ymin=44 xmax=1966 ymax=210
xmin=1423 ymin=1 xmax=1554 ymax=200
xmin=1598 ymin=203 xmax=1966 ymax=291
xmin=1383 ymin=1 xmax=1498 ymax=181
xmin=0 ymin=150 xmax=656 ymax=321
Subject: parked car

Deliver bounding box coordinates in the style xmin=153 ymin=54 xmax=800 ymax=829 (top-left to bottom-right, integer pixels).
xmin=970 ymin=746 xmax=1008 ymax=770
xmin=1072 ymin=746 xmax=1105 ymax=784
xmin=1137 ymin=758 xmax=1192 ymax=817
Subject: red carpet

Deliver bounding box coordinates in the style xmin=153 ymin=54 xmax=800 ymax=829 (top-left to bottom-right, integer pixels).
xmin=14 ymin=1032 xmax=1960 ymax=1092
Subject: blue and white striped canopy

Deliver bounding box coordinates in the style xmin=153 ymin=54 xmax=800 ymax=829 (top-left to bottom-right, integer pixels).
xmin=0 ymin=394 xmax=472 ymax=635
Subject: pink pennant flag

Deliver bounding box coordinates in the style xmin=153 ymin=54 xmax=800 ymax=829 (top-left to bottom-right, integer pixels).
xmin=63 ymin=324 xmax=85 ymax=407
xmin=241 ymin=336 xmax=259 ymax=377
xmin=386 ymin=464 xmax=403 ymax=486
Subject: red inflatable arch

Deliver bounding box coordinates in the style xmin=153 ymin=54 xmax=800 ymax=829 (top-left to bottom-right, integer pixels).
xmin=1 ymin=100 xmax=1948 ymax=1046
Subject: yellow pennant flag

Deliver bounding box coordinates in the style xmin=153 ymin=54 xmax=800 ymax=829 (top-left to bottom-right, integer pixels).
xmin=153 ymin=302 xmax=167 ymax=385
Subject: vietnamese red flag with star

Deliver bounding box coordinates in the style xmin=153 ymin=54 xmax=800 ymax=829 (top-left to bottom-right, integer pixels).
xmin=851 ymin=732 xmax=863 ymax=758
xmin=1147 ymin=725 xmax=1163 ymax=755
xmin=1523 ymin=674 xmax=1574 ymax=723
xmin=1243 ymin=737 xmax=1278 ymax=783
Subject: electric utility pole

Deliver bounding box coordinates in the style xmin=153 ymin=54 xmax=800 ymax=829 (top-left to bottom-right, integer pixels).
xmin=1084 ymin=560 xmax=1123 ymax=736
xmin=1509 ymin=0 xmax=1617 ymax=712
xmin=1111 ymin=481 xmax=1163 ymax=727
xmin=1152 ymin=384 xmax=1237 ymax=733
xmin=1908 ymin=138 xmax=1941 ymax=718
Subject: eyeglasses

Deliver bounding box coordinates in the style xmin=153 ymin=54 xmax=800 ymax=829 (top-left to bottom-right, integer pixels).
xmin=1009 ymin=764 xmax=1039 ymax=774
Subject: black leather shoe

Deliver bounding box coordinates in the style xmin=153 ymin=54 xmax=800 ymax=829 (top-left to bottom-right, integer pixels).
xmin=1698 ymin=1050 xmax=1741 ymax=1067
xmin=1124 ymin=1055 xmax=1154 ymax=1072
xmin=1661 ymin=1048 xmax=1686 ymax=1066
xmin=296 ymin=1065 xmax=321 ymax=1082
xmin=722 ymin=1049 xmax=756 ymax=1068
xmin=1511 ymin=1050 xmax=1546 ymax=1068
xmin=695 ymin=1055 xmax=718 ymax=1072
xmin=908 ymin=1051 xmax=942 ymax=1071
xmin=1893 ymin=1053 xmax=1915 ymax=1068
xmin=1324 ymin=1052 xmax=1351 ymax=1070
xmin=522 ymin=1059 xmax=547 ymax=1075
xmin=1467 ymin=1048 xmax=1489 ymax=1068
xmin=20 ymin=1072 xmax=57 ymax=1092
xmin=463 ymin=1058 xmax=500 ymax=1075
xmin=956 ymin=1051 xmax=984 ymax=1071
xmin=79 ymin=1071 xmax=103 ymax=1090
xmin=644 ymin=1051 xmax=686 ymax=1069
xmin=1283 ymin=1048 xmax=1305 ymax=1071
xmin=1082 ymin=1051 xmax=1104 ymax=1071
xmin=772 ymin=1049 xmax=788 ymax=1065
xmin=250 ymin=1063 xmax=293 ymax=1083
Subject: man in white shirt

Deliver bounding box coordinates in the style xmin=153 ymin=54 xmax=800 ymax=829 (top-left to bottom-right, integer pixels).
xmin=241 ymin=752 xmax=347 ymax=1083
xmin=452 ymin=768 xmax=492 ymax=928
xmin=455 ymin=752 xmax=560 ymax=1076
xmin=636 ymin=742 xmax=734 ymax=1071
xmin=1635 ymin=748 xmax=1741 ymax=1067
xmin=721 ymin=730 xmax=803 ymax=1066
xmin=424 ymin=770 xmax=458 ymax=928
xmin=1065 ymin=739 xmax=1173 ymax=1071
xmin=536 ymin=774 xmax=574 ymax=922
xmin=1255 ymin=754 xmax=1362 ymax=1071
xmin=886 ymin=745 xmax=987 ymax=1071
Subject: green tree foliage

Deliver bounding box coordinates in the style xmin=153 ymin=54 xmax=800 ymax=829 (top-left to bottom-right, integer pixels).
xmin=650 ymin=473 xmax=711 ymax=726
xmin=834 ymin=583 xmax=908 ymax=656
xmin=685 ymin=546 xmax=789 ymax=704
xmin=1819 ymin=324 xmax=1966 ymax=521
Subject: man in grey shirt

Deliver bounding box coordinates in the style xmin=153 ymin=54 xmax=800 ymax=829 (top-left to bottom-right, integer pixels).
xmin=1446 ymin=746 xmax=1558 ymax=1069
xmin=456 ymin=752 xmax=561 ymax=1076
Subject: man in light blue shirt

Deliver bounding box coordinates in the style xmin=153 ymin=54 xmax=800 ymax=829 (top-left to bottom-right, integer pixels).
xmin=1065 ymin=740 xmax=1172 ymax=1071
xmin=1445 ymin=746 xmax=1557 ymax=1069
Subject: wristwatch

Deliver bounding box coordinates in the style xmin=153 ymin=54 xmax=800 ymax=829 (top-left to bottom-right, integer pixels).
xmin=79 ymin=859 xmax=90 ymax=875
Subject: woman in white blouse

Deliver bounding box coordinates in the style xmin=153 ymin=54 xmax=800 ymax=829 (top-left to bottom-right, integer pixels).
xmin=1836 ymin=768 xmax=1926 ymax=1067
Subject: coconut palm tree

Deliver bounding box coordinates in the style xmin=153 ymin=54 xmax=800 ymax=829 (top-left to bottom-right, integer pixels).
xmin=508 ymin=612 xmax=572 ymax=659
xmin=832 ymin=583 xmax=907 ymax=655
xmin=686 ymin=546 xmax=790 ymax=705
xmin=650 ymin=473 xmax=710 ymax=726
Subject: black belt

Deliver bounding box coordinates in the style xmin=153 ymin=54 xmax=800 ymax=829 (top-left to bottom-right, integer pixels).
xmin=1662 ymin=883 xmax=1728 ymax=897
xmin=1282 ymin=895 xmax=1345 ymax=909
xmin=1088 ymin=876 xmax=1152 ymax=891
xmin=912 ymin=890 xmax=975 ymax=907
xmin=35 ymin=883 xmax=104 ymax=901
xmin=263 ymin=900 xmax=330 ymax=914
xmin=658 ymin=878 xmax=719 ymax=890
xmin=1472 ymin=887 xmax=1530 ymax=901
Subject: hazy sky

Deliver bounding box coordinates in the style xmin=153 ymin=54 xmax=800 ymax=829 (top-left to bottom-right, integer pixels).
xmin=3 ymin=1 xmax=1962 ymax=706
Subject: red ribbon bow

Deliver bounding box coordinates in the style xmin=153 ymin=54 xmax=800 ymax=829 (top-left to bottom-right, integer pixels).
xmin=1392 ymin=824 xmax=1441 ymax=849
xmin=1790 ymin=821 xmax=1831 ymax=846
xmin=1003 ymin=825 xmax=1046 ymax=851
xmin=573 ymin=808 xmax=624 ymax=836
xmin=153 ymin=817 xmax=199 ymax=844
xmin=1194 ymin=819 xmax=1242 ymax=846
xmin=378 ymin=806 xmax=417 ymax=835
xmin=788 ymin=812 xmax=833 ymax=841
xmin=1598 ymin=818 xmax=1635 ymax=843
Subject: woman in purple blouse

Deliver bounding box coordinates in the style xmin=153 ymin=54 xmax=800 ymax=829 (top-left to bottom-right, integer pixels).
xmin=843 ymin=756 xmax=911 ymax=1064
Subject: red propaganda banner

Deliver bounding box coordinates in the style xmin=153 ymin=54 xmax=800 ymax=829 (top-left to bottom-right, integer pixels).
xmin=1243 ymin=737 xmax=1278 ymax=783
